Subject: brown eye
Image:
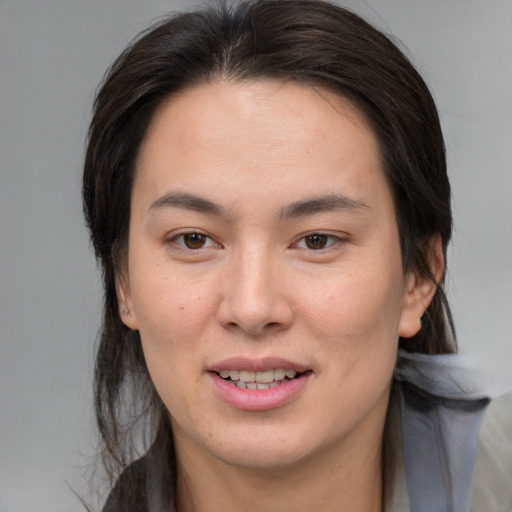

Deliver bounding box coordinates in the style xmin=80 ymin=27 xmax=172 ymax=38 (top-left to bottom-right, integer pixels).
xmin=169 ymin=232 xmax=221 ymax=252
xmin=183 ymin=233 xmax=207 ymax=249
xmin=304 ymin=234 xmax=329 ymax=249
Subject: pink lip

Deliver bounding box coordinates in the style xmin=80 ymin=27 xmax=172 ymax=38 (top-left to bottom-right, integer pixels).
xmin=209 ymin=357 xmax=309 ymax=373
xmin=208 ymin=357 xmax=312 ymax=412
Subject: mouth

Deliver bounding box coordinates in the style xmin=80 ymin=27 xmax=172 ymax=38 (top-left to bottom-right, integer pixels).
xmin=215 ymin=368 xmax=306 ymax=390
xmin=209 ymin=359 xmax=312 ymax=411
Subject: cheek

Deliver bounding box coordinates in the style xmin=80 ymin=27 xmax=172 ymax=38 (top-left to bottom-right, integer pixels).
xmin=302 ymin=270 xmax=404 ymax=344
xmin=130 ymin=257 xmax=216 ymax=345
xmin=297 ymin=266 xmax=405 ymax=398
xmin=127 ymin=268 xmax=219 ymax=413
xmin=306 ymin=270 xmax=403 ymax=402
xmin=130 ymin=270 xmax=218 ymax=413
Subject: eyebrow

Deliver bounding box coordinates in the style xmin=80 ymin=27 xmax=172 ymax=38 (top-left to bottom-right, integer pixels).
xmin=148 ymin=192 xmax=228 ymax=217
xmin=148 ymin=191 xmax=369 ymax=219
xmin=279 ymin=194 xmax=370 ymax=219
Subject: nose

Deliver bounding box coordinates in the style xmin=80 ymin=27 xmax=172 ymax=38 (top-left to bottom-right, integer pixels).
xmin=216 ymin=247 xmax=294 ymax=336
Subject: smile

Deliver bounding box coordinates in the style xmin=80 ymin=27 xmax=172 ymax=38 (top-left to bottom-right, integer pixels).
xmin=209 ymin=358 xmax=312 ymax=410
xmin=217 ymin=368 xmax=300 ymax=390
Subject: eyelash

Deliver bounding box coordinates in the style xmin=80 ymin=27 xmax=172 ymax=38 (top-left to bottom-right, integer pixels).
xmin=169 ymin=232 xmax=221 ymax=250
xmin=168 ymin=231 xmax=344 ymax=252
xmin=292 ymin=233 xmax=344 ymax=251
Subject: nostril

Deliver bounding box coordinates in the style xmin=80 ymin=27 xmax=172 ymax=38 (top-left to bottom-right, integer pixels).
xmin=216 ymin=292 xmax=294 ymax=335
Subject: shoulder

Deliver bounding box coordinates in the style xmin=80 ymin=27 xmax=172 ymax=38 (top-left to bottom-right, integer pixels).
xmin=471 ymin=392 xmax=512 ymax=511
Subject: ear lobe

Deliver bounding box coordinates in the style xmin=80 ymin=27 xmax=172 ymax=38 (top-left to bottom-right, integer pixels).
xmin=398 ymin=234 xmax=444 ymax=339
xmin=116 ymin=273 xmax=139 ymax=330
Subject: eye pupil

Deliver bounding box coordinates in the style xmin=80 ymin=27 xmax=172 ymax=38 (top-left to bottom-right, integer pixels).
xmin=184 ymin=233 xmax=205 ymax=249
xmin=305 ymin=234 xmax=327 ymax=249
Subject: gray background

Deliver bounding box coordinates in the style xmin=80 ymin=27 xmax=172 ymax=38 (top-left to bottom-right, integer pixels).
xmin=1 ymin=1 xmax=511 ymax=510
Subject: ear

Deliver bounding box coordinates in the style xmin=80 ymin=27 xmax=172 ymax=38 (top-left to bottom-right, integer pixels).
xmin=398 ymin=234 xmax=444 ymax=338
xmin=116 ymin=270 xmax=139 ymax=331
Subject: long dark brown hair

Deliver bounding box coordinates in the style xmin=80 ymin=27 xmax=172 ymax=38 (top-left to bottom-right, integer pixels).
xmin=82 ymin=0 xmax=455 ymax=509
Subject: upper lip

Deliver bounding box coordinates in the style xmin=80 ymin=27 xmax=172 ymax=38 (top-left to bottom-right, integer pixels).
xmin=209 ymin=357 xmax=310 ymax=373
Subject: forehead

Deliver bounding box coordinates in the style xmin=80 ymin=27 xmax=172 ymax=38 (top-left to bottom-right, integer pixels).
xmin=139 ymin=79 xmax=376 ymax=157
xmin=134 ymin=79 xmax=390 ymax=215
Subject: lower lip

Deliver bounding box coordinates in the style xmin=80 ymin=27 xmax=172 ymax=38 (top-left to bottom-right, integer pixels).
xmin=209 ymin=372 xmax=311 ymax=411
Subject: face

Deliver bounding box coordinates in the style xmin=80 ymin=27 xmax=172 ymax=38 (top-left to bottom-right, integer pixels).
xmin=118 ymin=80 xmax=434 ymax=471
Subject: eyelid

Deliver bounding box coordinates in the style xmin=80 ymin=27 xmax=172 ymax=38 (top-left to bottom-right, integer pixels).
xmin=167 ymin=230 xmax=222 ymax=250
xmin=292 ymin=231 xmax=347 ymax=250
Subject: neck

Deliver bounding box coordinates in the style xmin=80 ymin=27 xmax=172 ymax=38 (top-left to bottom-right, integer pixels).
xmin=174 ymin=426 xmax=384 ymax=512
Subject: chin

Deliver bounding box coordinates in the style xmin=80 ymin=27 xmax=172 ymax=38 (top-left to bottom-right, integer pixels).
xmin=199 ymin=422 xmax=332 ymax=471
xmin=214 ymin=443 xmax=312 ymax=471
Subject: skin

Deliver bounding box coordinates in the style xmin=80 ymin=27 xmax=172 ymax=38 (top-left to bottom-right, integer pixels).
xmin=118 ymin=80 xmax=442 ymax=512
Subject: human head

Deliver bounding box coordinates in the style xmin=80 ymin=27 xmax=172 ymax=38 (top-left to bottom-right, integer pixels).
xmin=83 ymin=0 xmax=455 ymax=480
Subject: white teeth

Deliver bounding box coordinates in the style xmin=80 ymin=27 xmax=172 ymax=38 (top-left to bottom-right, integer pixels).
xmin=218 ymin=368 xmax=302 ymax=386
xmin=273 ymin=369 xmax=286 ymax=381
xmin=255 ymin=369 xmax=274 ymax=383
xmin=257 ymin=382 xmax=280 ymax=389
xmin=234 ymin=381 xmax=281 ymax=390
xmin=239 ymin=370 xmax=255 ymax=382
